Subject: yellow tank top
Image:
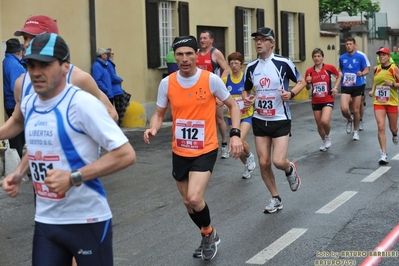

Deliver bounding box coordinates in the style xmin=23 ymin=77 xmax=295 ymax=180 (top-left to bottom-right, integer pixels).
xmin=373 ymin=64 xmax=398 ymax=106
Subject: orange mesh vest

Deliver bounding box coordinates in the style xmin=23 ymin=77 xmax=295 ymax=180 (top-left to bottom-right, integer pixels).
xmin=168 ymin=70 xmax=218 ymax=156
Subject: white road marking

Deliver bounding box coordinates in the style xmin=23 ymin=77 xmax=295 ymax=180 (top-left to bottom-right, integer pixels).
xmin=391 ymin=153 xmax=399 ymax=160
xmin=316 ymin=191 xmax=357 ymax=214
xmin=246 ymin=228 xmax=307 ymax=265
xmin=361 ymin=166 xmax=391 ymax=182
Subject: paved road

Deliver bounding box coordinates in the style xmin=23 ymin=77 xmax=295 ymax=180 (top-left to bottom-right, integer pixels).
xmin=1 ymin=94 xmax=399 ymax=266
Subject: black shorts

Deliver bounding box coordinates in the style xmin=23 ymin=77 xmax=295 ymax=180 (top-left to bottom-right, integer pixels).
xmin=33 ymin=220 xmax=113 ymax=266
xmin=312 ymin=102 xmax=334 ymax=111
xmin=252 ymin=117 xmax=291 ymax=138
xmin=341 ymin=86 xmax=364 ymax=97
xmin=172 ymin=148 xmax=218 ymax=182
xmin=360 ymin=84 xmax=366 ymax=96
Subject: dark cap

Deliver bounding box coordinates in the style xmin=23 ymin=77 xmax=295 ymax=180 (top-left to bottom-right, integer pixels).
xmin=251 ymin=27 xmax=275 ymax=38
xmin=172 ymin=35 xmax=198 ymax=52
xmin=24 ymin=33 xmax=70 ymax=63
xmin=376 ymin=47 xmax=390 ymax=56
xmin=5 ymin=38 xmax=23 ymax=54
xmin=14 ymin=15 xmax=59 ymax=36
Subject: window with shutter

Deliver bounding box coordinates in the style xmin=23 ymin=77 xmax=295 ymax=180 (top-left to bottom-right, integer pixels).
xmin=178 ymin=2 xmax=189 ymax=36
xmin=299 ymin=13 xmax=306 ymax=61
xmin=159 ymin=1 xmax=174 ymax=68
xmin=243 ymin=9 xmax=253 ymax=63
xmin=280 ymin=11 xmax=289 ymax=57
xmin=145 ymin=0 xmax=160 ymax=68
xmin=256 ymin=9 xmax=265 ymax=28
xmin=235 ymin=6 xmax=244 ymax=57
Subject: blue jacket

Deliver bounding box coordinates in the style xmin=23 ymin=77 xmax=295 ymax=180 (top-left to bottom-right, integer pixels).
xmin=2 ymin=53 xmax=26 ymax=109
xmin=91 ymin=58 xmax=113 ymax=99
xmin=106 ymin=58 xmax=124 ymax=96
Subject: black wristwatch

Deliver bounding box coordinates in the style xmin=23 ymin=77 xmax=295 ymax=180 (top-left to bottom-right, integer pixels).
xmin=230 ymin=128 xmax=241 ymax=138
xmin=290 ymin=91 xmax=296 ymax=99
xmin=70 ymin=170 xmax=83 ymax=187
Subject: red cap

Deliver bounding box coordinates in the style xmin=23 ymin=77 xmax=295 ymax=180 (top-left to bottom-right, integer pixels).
xmin=14 ymin=15 xmax=59 ymax=36
xmin=376 ymin=47 xmax=390 ymax=55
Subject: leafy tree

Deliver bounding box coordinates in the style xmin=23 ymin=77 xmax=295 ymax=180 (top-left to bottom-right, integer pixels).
xmin=319 ymin=0 xmax=380 ymax=23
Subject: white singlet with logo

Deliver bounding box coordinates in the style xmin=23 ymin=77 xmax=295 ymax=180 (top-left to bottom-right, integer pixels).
xmin=21 ymin=84 xmax=128 ymax=224
xmin=243 ymin=53 xmax=301 ymax=121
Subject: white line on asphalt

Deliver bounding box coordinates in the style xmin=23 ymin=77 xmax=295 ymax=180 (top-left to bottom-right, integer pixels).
xmin=391 ymin=153 xmax=399 ymax=160
xmin=315 ymin=191 xmax=358 ymax=214
xmin=361 ymin=166 xmax=391 ymax=182
xmin=245 ymin=228 xmax=307 ymax=265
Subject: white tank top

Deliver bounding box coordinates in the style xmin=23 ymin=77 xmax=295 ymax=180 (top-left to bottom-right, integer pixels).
xmin=21 ymin=84 xmax=127 ymax=224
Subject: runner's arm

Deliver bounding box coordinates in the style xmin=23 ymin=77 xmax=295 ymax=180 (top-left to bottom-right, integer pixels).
xmin=78 ymin=142 xmax=135 ymax=181
xmin=71 ymin=67 xmax=118 ymax=122
xmin=0 ymin=74 xmax=25 ymax=140
xmin=144 ymin=106 xmax=167 ymax=144
xmin=290 ymin=77 xmax=307 ymax=96
xmin=214 ymin=50 xmax=230 ymax=78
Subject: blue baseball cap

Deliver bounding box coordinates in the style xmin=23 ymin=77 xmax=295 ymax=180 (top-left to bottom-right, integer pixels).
xmin=24 ymin=33 xmax=70 ymax=63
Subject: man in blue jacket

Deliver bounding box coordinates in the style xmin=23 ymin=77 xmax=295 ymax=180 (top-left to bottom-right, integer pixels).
xmin=91 ymin=48 xmax=113 ymax=103
xmin=2 ymin=38 xmax=26 ymax=157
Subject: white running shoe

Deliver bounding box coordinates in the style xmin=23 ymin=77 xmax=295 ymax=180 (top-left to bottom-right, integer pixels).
xmin=359 ymin=120 xmax=364 ymax=131
xmin=324 ymin=135 xmax=331 ymax=149
xmin=242 ymin=164 xmax=251 ymax=179
xmin=379 ymin=151 xmax=388 ymax=165
xmin=392 ymin=135 xmax=398 ymax=145
xmin=353 ymin=131 xmax=360 ymax=141
xmin=346 ymin=114 xmax=354 ymax=134
xmin=221 ymin=145 xmax=229 ymax=159
xmin=286 ymin=162 xmax=301 ymax=191
xmin=319 ymin=141 xmax=327 ymax=152
xmin=246 ymin=153 xmax=256 ymax=171
xmin=263 ymin=198 xmax=283 ymax=213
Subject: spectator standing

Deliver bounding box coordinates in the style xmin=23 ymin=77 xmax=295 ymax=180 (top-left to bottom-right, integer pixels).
xmin=106 ymin=48 xmax=126 ymax=126
xmin=165 ymin=46 xmax=179 ymax=74
xmin=92 ymin=48 xmax=113 ymax=103
xmin=2 ymin=38 xmax=26 ymax=157
xmin=391 ymin=45 xmax=399 ymax=65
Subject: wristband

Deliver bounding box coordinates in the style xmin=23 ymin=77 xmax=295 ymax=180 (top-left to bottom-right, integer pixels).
xmin=392 ymin=82 xmax=395 ymax=87
xmin=290 ymin=91 xmax=296 ymax=99
xmin=229 ymin=128 xmax=241 ymax=138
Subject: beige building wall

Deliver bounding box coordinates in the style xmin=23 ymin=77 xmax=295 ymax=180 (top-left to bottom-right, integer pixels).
xmin=2 ymin=0 xmax=325 ymax=121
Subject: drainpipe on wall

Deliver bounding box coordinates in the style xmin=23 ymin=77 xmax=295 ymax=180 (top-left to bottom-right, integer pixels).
xmin=89 ymin=0 xmax=96 ymax=63
xmin=274 ymin=0 xmax=280 ymax=54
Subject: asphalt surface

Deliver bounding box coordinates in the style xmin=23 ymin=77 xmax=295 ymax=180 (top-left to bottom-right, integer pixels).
xmin=1 ymin=93 xmax=399 ymax=266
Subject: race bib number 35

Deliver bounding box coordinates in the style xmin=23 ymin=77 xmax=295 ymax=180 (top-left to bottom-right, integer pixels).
xmin=29 ymin=151 xmax=64 ymax=200
xmin=175 ymin=119 xmax=205 ymax=149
